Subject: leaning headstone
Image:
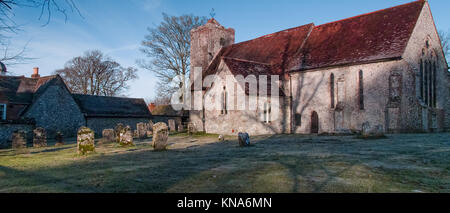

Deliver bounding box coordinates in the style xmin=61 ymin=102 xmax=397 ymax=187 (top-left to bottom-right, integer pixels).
xmin=114 ymin=123 xmax=125 ymax=143
xmin=55 ymin=132 xmax=64 ymax=146
xmin=361 ymin=122 xmax=371 ymax=137
xmin=168 ymin=119 xmax=176 ymax=132
xmin=77 ymin=127 xmax=95 ymax=155
xmin=152 ymin=122 xmax=169 ymax=151
xmin=137 ymin=122 xmax=147 ymax=139
xmin=119 ymin=126 xmax=134 ymax=146
xmin=238 ymin=132 xmax=251 ymax=147
xmin=33 ymin=127 xmax=47 ymax=148
xmin=101 ymin=129 xmax=115 ymax=144
xmin=361 ymin=122 xmax=385 ymax=138
xmin=12 ymin=130 xmax=27 ymax=149
xmin=177 ymin=124 xmax=184 ymax=132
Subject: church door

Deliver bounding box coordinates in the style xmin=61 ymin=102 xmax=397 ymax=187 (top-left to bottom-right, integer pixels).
xmin=311 ymin=111 xmax=319 ymax=134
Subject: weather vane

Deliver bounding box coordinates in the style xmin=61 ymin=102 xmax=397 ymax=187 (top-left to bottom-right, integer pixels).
xmin=210 ymin=8 xmax=216 ymax=19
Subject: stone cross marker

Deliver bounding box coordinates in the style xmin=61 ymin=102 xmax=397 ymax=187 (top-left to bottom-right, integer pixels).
xmin=137 ymin=122 xmax=147 ymax=139
xmin=119 ymin=125 xmax=134 ymax=146
xmin=168 ymin=120 xmax=176 ymax=132
xmin=77 ymin=127 xmax=95 ymax=155
xmin=33 ymin=127 xmax=47 ymax=148
xmin=152 ymin=122 xmax=169 ymax=151
xmin=238 ymin=132 xmax=251 ymax=147
xmin=101 ymin=129 xmax=115 ymax=144
xmin=12 ymin=130 xmax=27 ymax=149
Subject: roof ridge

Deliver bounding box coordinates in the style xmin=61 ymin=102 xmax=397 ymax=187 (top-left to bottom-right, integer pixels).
xmin=315 ymin=0 xmax=425 ymax=28
xmin=72 ymin=93 xmax=145 ymax=101
xmin=222 ymin=57 xmax=272 ymax=65
xmin=232 ymin=23 xmax=314 ymax=46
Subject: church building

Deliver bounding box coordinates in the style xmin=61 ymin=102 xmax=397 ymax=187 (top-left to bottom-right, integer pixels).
xmin=189 ymin=0 xmax=450 ymax=135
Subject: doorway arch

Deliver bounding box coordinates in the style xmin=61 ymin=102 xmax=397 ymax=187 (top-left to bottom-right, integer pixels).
xmin=311 ymin=111 xmax=319 ymax=134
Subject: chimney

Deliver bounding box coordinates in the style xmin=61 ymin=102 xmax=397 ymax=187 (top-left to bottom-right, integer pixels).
xmin=31 ymin=67 xmax=40 ymax=78
xmin=148 ymin=103 xmax=156 ymax=112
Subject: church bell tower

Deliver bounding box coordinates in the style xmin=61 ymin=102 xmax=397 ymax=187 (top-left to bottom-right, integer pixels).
xmin=189 ymin=18 xmax=235 ymax=132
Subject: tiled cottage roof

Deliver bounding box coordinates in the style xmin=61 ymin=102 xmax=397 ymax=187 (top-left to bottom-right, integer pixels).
xmin=0 ymin=75 xmax=59 ymax=104
xmin=0 ymin=75 xmax=61 ymax=120
xmin=150 ymin=104 xmax=187 ymax=117
xmin=206 ymin=0 xmax=425 ymax=77
xmin=72 ymin=94 xmax=152 ymax=118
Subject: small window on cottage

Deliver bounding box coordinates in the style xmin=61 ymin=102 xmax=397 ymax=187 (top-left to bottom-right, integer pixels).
xmin=295 ymin=113 xmax=302 ymax=126
xmin=0 ymin=104 xmax=6 ymax=120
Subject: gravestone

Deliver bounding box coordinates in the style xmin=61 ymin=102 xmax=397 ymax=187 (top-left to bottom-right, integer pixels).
xmin=177 ymin=124 xmax=184 ymax=132
xmin=146 ymin=130 xmax=153 ymax=138
xmin=114 ymin=123 xmax=125 ymax=143
xmin=101 ymin=129 xmax=115 ymax=144
xmin=168 ymin=120 xmax=176 ymax=132
xmin=12 ymin=130 xmax=27 ymax=149
xmin=152 ymin=122 xmax=169 ymax=151
xmin=187 ymin=123 xmax=196 ymax=135
xmin=33 ymin=127 xmax=47 ymax=148
xmin=361 ymin=122 xmax=371 ymax=136
xmin=119 ymin=126 xmax=134 ymax=146
xmin=361 ymin=122 xmax=385 ymax=138
xmin=77 ymin=127 xmax=95 ymax=155
xmin=55 ymin=132 xmax=64 ymax=146
xmin=148 ymin=121 xmax=154 ymax=131
xmin=238 ymin=132 xmax=251 ymax=147
xmin=137 ymin=122 xmax=147 ymax=139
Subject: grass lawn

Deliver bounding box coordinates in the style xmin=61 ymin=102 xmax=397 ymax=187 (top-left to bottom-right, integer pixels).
xmin=0 ymin=133 xmax=449 ymax=193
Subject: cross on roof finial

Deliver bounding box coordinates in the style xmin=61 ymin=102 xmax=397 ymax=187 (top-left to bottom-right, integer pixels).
xmin=210 ymin=8 xmax=216 ymax=19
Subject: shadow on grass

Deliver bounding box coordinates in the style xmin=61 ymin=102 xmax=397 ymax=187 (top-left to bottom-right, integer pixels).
xmin=0 ymin=133 xmax=449 ymax=193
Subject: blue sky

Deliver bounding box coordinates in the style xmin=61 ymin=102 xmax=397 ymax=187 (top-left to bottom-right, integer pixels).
xmin=6 ymin=0 xmax=450 ymax=100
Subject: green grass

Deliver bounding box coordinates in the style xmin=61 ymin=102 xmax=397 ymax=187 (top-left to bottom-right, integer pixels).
xmin=0 ymin=133 xmax=449 ymax=193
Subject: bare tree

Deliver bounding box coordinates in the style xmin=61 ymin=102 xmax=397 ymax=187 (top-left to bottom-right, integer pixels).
xmin=0 ymin=0 xmax=81 ymax=66
xmin=138 ymin=13 xmax=207 ymax=102
xmin=438 ymin=30 xmax=449 ymax=67
xmin=145 ymin=95 xmax=171 ymax=106
xmin=55 ymin=50 xmax=138 ymax=97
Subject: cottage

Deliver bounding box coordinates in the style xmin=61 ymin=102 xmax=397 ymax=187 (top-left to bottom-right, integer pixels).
xmin=0 ymin=66 xmax=151 ymax=144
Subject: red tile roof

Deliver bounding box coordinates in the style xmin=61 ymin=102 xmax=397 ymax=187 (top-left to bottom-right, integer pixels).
xmin=292 ymin=0 xmax=425 ymax=71
xmin=206 ymin=0 xmax=425 ymax=76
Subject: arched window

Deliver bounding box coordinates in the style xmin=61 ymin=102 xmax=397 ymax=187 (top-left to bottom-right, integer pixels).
xmin=419 ymin=59 xmax=423 ymax=100
xmin=263 ymin=102 xmax=271 ymax=123
xmin=432 ymin=61 xmax=437 ymax=108
xmin=330 ymin=73 xmax=335 ymax=108
xmin=359 ymin=70 xmax=364 ymax=110
xmin=221 ymin=86 xmax=228 ymax=115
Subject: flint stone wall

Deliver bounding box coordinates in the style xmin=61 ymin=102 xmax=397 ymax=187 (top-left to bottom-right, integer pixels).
xmin=0 ymin=124 xmax=33 ymax=149
xmin=86 ymin=117 xmax=151 ymax=137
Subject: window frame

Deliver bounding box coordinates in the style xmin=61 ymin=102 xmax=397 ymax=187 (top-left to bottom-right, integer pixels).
xmin=0 ymin=103 xmax=6 ymax=120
